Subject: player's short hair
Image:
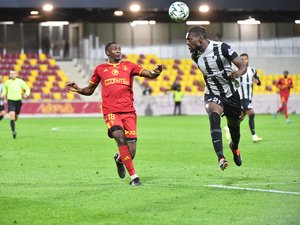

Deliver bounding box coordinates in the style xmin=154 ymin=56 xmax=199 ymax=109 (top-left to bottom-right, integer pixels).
xmin=105 ymin=41 xmax=118 ymax=52
xmin=187 ymin=26 xmax=207 ymax=38
xmin=283 ymin=70 xmax=289 ymax=75
xmin=240 ymin=53 xmax=249 ymax=58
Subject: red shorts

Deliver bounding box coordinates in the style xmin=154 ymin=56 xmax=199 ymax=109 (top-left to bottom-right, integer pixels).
xmin=104 ymin=112 xmax=137 ymax=139
xmin=280 ymin=95 xmax=289 ymax=104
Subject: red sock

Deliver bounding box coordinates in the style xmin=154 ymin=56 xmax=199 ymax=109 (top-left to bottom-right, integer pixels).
xmin=118 ymin=145 xmax=136 ymax=176
xmin=283 ymin=105 xmax=288 ymax=119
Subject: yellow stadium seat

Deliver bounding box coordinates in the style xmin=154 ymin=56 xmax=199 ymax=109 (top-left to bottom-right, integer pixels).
xmin=33 ymin=93 xmax=41 ymax=100
xmin=30 ymin=70 xmax=38 ymax=76
xmin=58 ymin=81 xmax=66 ymax=89
xmin=27 ymin=82 xmax=33 ymax=88
xmin=17 ymin=59 xmax=24 ymax=65
xmin=66 ymin=92 xmax=75 ymax=100
xmin=48 ymin=76 xmax=56 ymax=82
xmin=19 ymin=53 xmax=26 ymax=60
xmin=42 ymin=87 xmax=51 ymax=94
xmin=39 ymin=53 xmax=47 ymax=60
xmin=39 ymin=64 xmax=47 ymax=72
xmin=14 ymin=65 xmax=21 ymax=71
xmin=28 ymin=76 xmax=36 ymax=83
xmin=48 ymin=59 xmax=56 ymax=65
xmin=3 ymin=76 xmax=9 ymax=82
xmin=53 ymin=92 xmax=61 ymax=100
xmin=29 ymin=59 xmax=37 ymax=66
xmin=44 ymin=81 xmax=53 ymax=88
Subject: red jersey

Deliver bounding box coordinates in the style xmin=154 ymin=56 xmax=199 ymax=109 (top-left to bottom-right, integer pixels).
xmin=276 ymin=77 xmax=293 ymax=97
xmin=90 ymin=61 xmax=144 ymax=114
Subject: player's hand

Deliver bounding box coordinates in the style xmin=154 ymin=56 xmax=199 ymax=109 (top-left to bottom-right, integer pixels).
xmin=22 ymin=94 xmax=28 ymax=99
xmin=0 ymin=96 xmax=5 ymax=101
xmin=227 ymin=70 xmax=240 ymax=79
xmin=65 ymin=81 xmax=79 ymax=92
xmin=151 ymin=64 xmax=163 ymax=77
xmin=154 ymin=64 xmax=163 ymax=74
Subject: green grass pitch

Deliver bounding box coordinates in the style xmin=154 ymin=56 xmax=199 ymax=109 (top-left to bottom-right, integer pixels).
xmin=0 ymin=114 xmax=299 ymax=225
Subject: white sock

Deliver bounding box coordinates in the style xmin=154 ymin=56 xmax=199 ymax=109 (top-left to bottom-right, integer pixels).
xmin=131 ymin=174 xmax=138 ymax=180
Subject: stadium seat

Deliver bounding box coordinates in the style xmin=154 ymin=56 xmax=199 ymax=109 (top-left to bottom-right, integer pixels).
xmin=133 ymin=53 xmax=300 ymax=96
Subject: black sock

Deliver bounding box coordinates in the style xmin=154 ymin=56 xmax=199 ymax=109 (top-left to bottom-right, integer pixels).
xmin=209 ymin=112 xmax=224 ymax=160
xmin=10 ymin=120 xmax=15 ymax=132
xmin=249 ymin=114 xmax=255 ymax=135
xmin=0 ymin=115 xmax=3 ymax=121
xmin=228 ymin=125 xmax=240 ymax=150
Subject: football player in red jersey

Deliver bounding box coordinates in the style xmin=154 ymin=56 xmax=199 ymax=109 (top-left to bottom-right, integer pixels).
xmin=274 ymin=70 xmax=294 ymax=123
xmin=66 ymin=42 xmax=162 ymax=186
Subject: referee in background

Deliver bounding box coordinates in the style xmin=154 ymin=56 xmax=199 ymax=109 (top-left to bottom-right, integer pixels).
xmin=1 ymin=70 xmax=30 ymax=139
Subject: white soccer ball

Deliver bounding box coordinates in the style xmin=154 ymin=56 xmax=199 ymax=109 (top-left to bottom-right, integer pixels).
xmin=168 ymin=2 xmax=189 ymax=22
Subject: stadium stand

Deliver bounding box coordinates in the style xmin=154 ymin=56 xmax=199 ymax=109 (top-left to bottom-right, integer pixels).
xmin=0 ymin=53 xmax=299 ymax=100
xmin=0 ymin=53 xmax=80 ymax=101
xmin=131 ymin=54 xmax=300 ymax=96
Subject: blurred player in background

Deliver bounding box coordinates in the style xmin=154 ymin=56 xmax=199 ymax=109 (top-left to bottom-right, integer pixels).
xmin=66 ymin=41 xmax=163 ymax=186
xmin=173 ymin=85 xmax=183 ymax=115
xmin=1 ymin=70 xmax=30 ymax=139
xmin=186 ymin=26 xmax=247 ymax=170
xmin=274 ymin=70 xmax=293 ymax=123
xmin=0 ymin=76 xmax=6 ymax=122
xmin=224 ymin=53 xmax=262 ymax=142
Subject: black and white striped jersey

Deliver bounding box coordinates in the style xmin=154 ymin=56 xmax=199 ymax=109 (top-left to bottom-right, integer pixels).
xmin=192 ymin=40 xmax=239 ymax=98
xmin=238 ymin=66 xmax=259 ymax=100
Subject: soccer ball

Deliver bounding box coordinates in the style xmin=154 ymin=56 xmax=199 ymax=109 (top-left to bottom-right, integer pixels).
xmin=168 ymin=2 xmax=189 ymax=22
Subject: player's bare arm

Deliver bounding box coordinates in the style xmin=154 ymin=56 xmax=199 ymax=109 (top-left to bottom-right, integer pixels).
xmin=140 ymin=64 xmax=163 ymax=79
xmin=228 ymin=57 xmax=247 ymax=79
xmin=66 ymin=81 xmax=98 ymax=96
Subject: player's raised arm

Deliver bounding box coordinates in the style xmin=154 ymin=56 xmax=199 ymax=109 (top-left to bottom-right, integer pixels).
xmin=228 ymin=57 xmax=247 ymax=79
xmin=65 ymin=81 xmax=98 ymax=96
xmin=140 ymin=64 xmax=163 ymax=79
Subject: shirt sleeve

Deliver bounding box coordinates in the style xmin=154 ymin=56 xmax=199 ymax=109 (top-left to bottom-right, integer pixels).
xmin=221 ymin=43 xmax=238 ymax=61
xmin=253 ymin=68 xmax=261 ymax=85
xmin=21 ymin=80 xmax=31 ymax=96
xmin=89 ymin=67 xmax=101 ymax=85
xmin=289 ymin=78 xmax=294 ymax=88
xmin=131 ymin=62 xmax=144 ymax=76
xmin=1 ymin=82 xmax=7 ymax=97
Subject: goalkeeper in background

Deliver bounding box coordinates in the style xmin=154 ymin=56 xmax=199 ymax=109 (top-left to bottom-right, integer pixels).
xmin=1 ymin=70 xmax=30 ymax=139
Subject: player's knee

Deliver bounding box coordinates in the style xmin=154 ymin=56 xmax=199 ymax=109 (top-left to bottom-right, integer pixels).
xmin=109 ymin=126 xmax=126 ymax=144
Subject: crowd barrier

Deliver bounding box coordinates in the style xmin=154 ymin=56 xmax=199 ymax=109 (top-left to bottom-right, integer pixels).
xmin=16 ymin=94 xmax=300 ymax=117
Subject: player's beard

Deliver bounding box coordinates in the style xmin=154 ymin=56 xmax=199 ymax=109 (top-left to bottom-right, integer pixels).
xmin=115 ymin=55 xmax=121 ymax=62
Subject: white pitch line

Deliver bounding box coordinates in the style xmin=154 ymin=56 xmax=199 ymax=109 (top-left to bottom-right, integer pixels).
xmin=207 ymin=184 xmax=300 ymax=195
xmin=237 ymin=182 xmax=300 ymax=186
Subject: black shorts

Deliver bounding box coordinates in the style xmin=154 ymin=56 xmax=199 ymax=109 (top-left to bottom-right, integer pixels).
xmin=204 ymin=91 xmax=242 ymax=120
xmin=8 ymin=100 xmax=23 ymax=114
xmin=240 ymin=99 xmax=253 ymax=112
xmin=0 ymin=104 xmax=4 ymax=111
xmin=175 ymin=102 xmax=181 ymax=107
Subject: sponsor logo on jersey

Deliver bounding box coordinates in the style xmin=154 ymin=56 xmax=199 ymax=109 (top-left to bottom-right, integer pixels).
xmin=104 ymin=78 xmax=128 ymax=86
xmin=112 ymin=69 xmax=119 ymax=76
